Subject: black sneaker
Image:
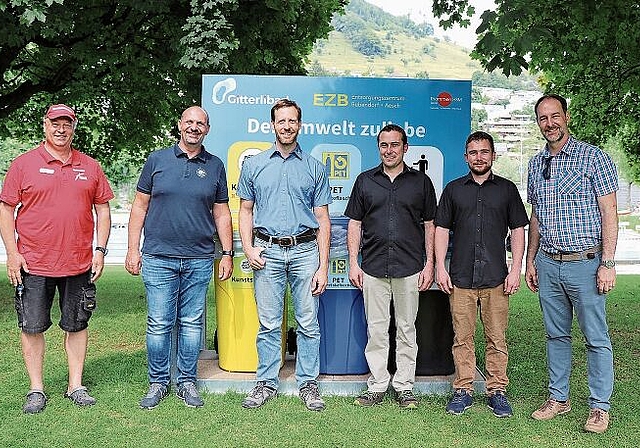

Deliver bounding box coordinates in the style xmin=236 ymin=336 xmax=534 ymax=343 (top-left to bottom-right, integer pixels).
xmin=446 ymin=389 xmax=473 ymax=415
xmin=23 ymin=390 xmax=47 ymax=414
xmin=140 ymin=383 xmax=169 ymax=410
xmin=64 ymin=387 xmax=96 ymax=407
xmin=353 ymin=390 xmax=385 ymax=407
xmin=396 ymin=390 xmax=419 ymax=409
xmin=299 ymin=382 xmax=325 ymax=411
xmin=177 ymin=381 xmax=204 ymax=408
xmin=242 ymin=381 xmax=277 ymax=409
xmin=487 ymin=391 xmax=513 ymax=417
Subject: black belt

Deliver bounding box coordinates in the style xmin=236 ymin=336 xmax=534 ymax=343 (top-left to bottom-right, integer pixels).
xmin=254 ymin=229 xmax=316 ymax=247
xmin=541 ymin=243 xmax=602 ymax=262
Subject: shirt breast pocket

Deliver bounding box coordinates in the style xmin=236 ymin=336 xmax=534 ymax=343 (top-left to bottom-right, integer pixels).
xmin=557 ymin=170 xmax=590 ymax=197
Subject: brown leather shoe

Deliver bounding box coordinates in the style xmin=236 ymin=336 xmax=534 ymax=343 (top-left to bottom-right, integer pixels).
xmin=531 ymin=398 xmax=571 ymax=420
xmin=584 ymin=408 xmax=610 ymax=433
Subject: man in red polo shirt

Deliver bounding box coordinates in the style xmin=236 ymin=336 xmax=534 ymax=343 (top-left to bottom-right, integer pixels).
xmin=0 ymin=104 xmax=114 ymax=414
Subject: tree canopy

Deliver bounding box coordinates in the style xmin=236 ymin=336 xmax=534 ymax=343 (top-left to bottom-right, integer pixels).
xmin=433 ymin=0 xmax=640 ymax=180
xmin=0 ymin=0 xmax=346 ymax=179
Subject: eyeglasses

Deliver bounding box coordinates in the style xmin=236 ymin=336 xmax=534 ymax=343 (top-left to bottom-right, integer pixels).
xmin=542 ymin=156 xmax=553 ymax=180
xmin=48 ymin=121 xmax=74 ymax=131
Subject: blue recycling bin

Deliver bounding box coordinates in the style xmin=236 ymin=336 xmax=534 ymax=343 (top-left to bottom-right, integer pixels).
xmin=318 ymin=288 xmax=369 ymax=375
xmin=317 ymin=216 xmax=369 ymax=375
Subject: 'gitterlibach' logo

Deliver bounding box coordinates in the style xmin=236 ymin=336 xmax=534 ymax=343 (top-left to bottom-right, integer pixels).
xmin=212 ymin=78 xmax=237 ymax=104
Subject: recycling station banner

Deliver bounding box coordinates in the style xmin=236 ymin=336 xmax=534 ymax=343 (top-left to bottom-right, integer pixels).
xmin=201 ymin=75 xmax=471 ymax=288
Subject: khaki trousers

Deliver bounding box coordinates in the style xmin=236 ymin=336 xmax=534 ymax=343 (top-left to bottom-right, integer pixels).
xmin=362 ymin=272 xmax=419 ymax=392
xmin=450 ymin=285 xmax=509 ymax=393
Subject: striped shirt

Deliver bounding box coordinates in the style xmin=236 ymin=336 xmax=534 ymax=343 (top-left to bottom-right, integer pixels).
xmin=527 ymin=136 xmax=618 ymax=253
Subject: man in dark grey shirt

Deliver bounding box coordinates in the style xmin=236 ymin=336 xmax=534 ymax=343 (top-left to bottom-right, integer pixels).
xmin=346 ymin=124 xmax=437 ymax=409
xmin=435 ymin=131 xmax=528 ymax=418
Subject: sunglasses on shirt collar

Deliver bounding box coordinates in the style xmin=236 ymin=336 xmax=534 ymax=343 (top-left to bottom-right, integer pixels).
xmin=542 ymin=156 xmax=553 ymax=180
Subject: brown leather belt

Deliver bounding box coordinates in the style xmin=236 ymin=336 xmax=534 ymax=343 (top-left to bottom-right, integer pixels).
xmin=541 ymin=243 xmax=601 ymax=262
xmin=254 ymin=229 xmax=316 ymax=247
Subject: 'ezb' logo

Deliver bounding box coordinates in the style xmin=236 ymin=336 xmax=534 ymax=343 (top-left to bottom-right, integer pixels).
xmin=323 ymin=152 xmax=349 ymax=179
xmin=313 ymin=93 xmax=349 ymax=107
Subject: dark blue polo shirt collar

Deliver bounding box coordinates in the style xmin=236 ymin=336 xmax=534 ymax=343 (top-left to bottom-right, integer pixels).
xmin=172 ymin=142 xmax=211 ymax=162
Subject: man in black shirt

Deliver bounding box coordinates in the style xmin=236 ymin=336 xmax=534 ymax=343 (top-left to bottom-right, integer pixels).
xmin=435 ymin=131 xmax=528 ymax=418
xmin=345 ymin=124 xmax=437 ymax=409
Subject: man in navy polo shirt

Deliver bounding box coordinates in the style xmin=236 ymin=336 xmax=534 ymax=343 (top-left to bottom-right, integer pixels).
xmin=126 ymin=106 xmax=233 ymax=410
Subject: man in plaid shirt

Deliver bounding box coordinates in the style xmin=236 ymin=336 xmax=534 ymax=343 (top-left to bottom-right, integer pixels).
xmin=525 ymin=94 xmax=618 ymax=434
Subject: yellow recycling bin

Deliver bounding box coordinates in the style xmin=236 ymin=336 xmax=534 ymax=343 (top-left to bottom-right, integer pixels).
xmin=214 ymin=238 xmax=287 ymax=372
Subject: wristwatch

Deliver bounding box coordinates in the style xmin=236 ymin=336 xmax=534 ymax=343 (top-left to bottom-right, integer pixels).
xmin=600 ymin=259 xmax=615 ymax=269
xmin=221 ymin=250 xmax=234 ymax=257
xmin=95 ymin=246 xmax=109 ymax=256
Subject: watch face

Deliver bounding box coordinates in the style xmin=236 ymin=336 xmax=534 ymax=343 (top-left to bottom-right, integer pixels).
xmin=602 ymin=260 xmax=615 ymax=268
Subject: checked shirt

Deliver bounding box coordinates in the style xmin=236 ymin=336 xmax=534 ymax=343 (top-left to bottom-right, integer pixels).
xmin=527 ymin=136 xmax=618 ymax=254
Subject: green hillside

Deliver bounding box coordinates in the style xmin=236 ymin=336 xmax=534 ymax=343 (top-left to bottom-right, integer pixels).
xmin=306 ymin=0 xmax=482 ymax=79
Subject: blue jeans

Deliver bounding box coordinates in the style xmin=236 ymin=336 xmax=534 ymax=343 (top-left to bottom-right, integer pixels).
xmin=253 ymin=239 xmax=320 ymax=389
xmin=142 ymin=254 xmax=213 ymax=386
xmin=536 ymin=252 xmax=614 ymax=411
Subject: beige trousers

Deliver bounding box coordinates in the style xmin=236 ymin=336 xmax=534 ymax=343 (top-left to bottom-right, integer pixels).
xmin=362 ymin=272 xmax=420 ymax=392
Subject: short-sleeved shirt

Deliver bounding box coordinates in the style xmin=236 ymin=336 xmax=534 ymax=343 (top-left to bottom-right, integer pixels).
xmin=137 ymin=144 xmax=228 ymax=257
xmin=344 ymin=163 xmax=437 ymax=278
xmin=435 ymin=172 xmax=529 ymax=289
xmin=527 ymin=136 xmax=618 ymax=253
xmin=0 ymin=143 xmax=114 ymax=276
xmin=236 ymin=144 xmax=331 ymax=236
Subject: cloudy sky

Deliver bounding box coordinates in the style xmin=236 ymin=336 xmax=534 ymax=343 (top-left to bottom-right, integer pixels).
xmin=364 ymin=0 xmax=496 ymax=48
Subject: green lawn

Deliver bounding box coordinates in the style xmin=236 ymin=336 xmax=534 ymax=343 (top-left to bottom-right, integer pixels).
xmin=0 ymin=266 xmax=638 ymax=448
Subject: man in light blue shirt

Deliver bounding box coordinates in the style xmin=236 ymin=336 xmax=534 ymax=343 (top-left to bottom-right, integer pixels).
xmin=237 ymin=99 xmax=331 ymax=411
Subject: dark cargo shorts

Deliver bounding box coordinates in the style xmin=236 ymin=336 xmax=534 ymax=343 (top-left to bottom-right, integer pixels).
xmin=15 ymin=269 xmax=94 ymax=333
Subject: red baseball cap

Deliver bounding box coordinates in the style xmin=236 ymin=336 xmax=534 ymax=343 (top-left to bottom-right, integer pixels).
xmin=46 ymin=104 xmax=76 ymax=121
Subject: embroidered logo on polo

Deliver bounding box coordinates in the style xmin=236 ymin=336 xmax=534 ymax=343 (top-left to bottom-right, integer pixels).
xmin=73 ymin=168 xmax=88 ymax=181
xmin=196 ymin=168 xmax=207 ymax=178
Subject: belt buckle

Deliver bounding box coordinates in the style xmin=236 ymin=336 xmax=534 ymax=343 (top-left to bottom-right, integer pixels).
xmin=278 ymin=236 xmax=294 ymax=247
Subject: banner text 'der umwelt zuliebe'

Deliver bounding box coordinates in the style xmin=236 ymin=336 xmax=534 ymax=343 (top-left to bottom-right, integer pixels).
xmin=202 ymin=75 xmax=470 ymax=217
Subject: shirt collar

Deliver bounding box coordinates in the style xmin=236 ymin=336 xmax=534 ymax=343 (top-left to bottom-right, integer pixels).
xmin=268 ymin=143 xmax=303 ymax=160
xmin=38 ymin=142 xmax=79 ymax=166
xmin=372 ymin=162 xmax=411 ymax=177
xmin=173 ymin=142 xmax=209 ymax=161
xmin=543 ymin=135 xmax=576 ymax=158
xmin=462 ymin=171 xmax=496 ymax=184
